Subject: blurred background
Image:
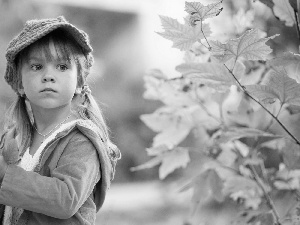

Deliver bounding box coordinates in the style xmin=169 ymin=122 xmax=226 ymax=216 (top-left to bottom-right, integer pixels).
xmin=0 ymin=0 xmax=298 ymax=224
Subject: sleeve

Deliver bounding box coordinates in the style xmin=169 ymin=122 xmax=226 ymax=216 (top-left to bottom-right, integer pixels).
xmin=0 ymin=134 xmax=100 ymax=219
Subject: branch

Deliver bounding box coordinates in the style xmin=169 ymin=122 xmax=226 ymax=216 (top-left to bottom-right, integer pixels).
xmin=263 ymin=103 xmax=283 ymax=132
xmin=293 ymin=9 xmax=300 ymax=42
xmin=248 ymin=165 xmax=282 ymax=225
xmin=167 ymin=76 xmax=183 ymax=81
xmin=223 ymin=64 xmax=300 ymax=146
xmin=200 ymin=20 xmax=211 ymax=50
xmin=197 ymin=38 xmax=210 ymax=50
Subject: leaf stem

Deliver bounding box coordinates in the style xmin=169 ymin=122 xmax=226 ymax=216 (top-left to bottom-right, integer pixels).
xmin=167 ymin=76 xmax=184 ymax=81
xmin=223 ymin=64 xmax=300 ymax=146
xmin=197 ymin=39 xmax=210 ymax=50
xmin=249 ymin=165 xmax=281 ymax=225
xmin=200 ymin=21 xmax=211 ymax=50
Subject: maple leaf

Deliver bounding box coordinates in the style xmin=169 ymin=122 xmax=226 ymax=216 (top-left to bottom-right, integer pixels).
xmin=140 ymin=106 xmax=196 ymax=148
xmin=274 ymin=168 xmax=300 ymax=190
xmin=157 ymin=15 xmax=211 ymax=51
xmin=159 ymin=147 xmax=190 ymax=179
xmin=131 ymin=147 xmax=190 ymax=180
xmin=210 ymin=29 xmax=279 ymax=63
xmin=233 ymin=8 xmax=255 ymax=34
xmin=145 ymin=69 xmax=168 ymax=80
xmin=143 ymin=75 xmax=196 ymax=106
xmin=213 ymin=127 xmax=280 ymax=144
xmin=256 ymin=0 xmax=274 ymax=9
xmin=223 ymin=175 xmax=265 ymax=209
xmin=176 ymin=62 xmax=242 ymax=91
xmin=288 ymin=0 xmax=297 ymax=11
xmin=181 ymin=173 xmax=210 ymax=215
xmin=284 ymin=201 xmax=300 ymax=224
xmin=245 ymin=85 xmax=278 ymax=104
xmin=267 ymin=51 xmax=300 ymax=68
xmin=286 ymin=104 xmax=300 ymax=114
xmin=185 ymin=1 xmax=223 ymax=25
xmin=216 ymin=142 xmax=238 ymax=167
xmin=180 ymin=169 xmax=224 ymax=215
xmin=221 ymin=85 xmax=256 ymax=127
xmin=146 ymin=145 xmax=169 ymax=156
xmin=250 ymin=212 xmax=274 ymax=225
xmin=273 ymin=0 xmax=296 ymax=27
xmin=245 ymin=68 xmax=300 ymax=105
xmin=233 ymin=210 xmax=274 ymax=225
xmin=208 ymin=169 xmax=224 ymax=202
xmin=279 ymin=139 xmax=300 ymax=170
xmin=130 ymin=155 xmax=162 ymax=172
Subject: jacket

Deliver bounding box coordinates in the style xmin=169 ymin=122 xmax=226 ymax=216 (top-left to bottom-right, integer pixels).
xmin=0 ymin=119 xmax=119 ymax=224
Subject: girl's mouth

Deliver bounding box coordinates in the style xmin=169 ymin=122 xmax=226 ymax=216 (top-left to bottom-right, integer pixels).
xmin=41 ymin=88 xmax=56 ymax=93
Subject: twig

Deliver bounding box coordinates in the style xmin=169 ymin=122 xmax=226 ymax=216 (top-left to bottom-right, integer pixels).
xmin=167 ymin=76 xmax=184 ymax=81
xmin=249 ymin=165 xmax=282 ymax=225
xmin=293 ymin=10 xmax=300 ymax=42
xmin=223 ymin=64 xmax=300 ymax=146
xmin=197 ymin=38 xmax=210 ymax=50
xmin=200 ymin=21 xmax=211 ymax=50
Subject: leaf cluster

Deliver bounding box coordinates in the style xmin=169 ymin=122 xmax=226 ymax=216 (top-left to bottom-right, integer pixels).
xmin=136 ymin=0 xmax=300 ymax=224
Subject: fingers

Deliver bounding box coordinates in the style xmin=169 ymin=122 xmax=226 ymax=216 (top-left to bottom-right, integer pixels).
xmin=3 ymin=139 xmax=20 ymax=164
xmin=2 ymin=127 xmax=20 ymax=164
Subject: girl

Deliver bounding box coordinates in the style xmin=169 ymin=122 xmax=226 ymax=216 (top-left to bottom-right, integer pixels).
xmin=0 ymin=16 xmax=120 ymax=224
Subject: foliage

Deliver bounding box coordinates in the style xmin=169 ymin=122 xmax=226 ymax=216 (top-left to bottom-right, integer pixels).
xmin=134 ymin=0 xmax=300 ymax=224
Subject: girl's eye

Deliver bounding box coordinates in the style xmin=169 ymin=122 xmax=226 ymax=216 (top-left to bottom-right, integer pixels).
xmin=56 ymin=64 xmax=68 ymax=72
xmin=31 ymin=64 xmax=43 ymax=71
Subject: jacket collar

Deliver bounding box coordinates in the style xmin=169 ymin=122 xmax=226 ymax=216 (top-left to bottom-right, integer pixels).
xmin=32 ymin=118 xmax=119 ymax=211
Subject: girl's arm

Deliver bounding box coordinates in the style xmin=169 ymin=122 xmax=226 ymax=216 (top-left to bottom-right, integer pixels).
xmin=0 ymin=133 xmax=100 ymax=219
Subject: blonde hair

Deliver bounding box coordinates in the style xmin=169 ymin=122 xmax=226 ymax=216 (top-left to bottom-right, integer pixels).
xmin=1 ymin=29 xmax=110 ymax=152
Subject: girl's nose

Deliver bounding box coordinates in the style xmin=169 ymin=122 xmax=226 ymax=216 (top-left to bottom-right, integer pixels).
xmin=42 ymin=69 xmax=56 ymax=83
xmin=42 ymin=76 xmax=55 ymax=82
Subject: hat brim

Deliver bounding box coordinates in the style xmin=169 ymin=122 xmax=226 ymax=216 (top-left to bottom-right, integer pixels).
xmin=5 ymin=16 xmax=93 ymax=93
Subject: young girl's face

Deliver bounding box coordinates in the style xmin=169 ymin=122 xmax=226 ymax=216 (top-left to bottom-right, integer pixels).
xmin=19 ymin=40 xmax=78 ymax=111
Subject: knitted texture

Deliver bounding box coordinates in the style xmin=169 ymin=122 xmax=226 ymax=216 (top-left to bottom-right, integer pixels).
xmin=5 ymin=16 xmax=93 ymax=93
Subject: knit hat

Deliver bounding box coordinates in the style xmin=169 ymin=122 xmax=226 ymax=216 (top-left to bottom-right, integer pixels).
xmin=5 ymin=16 xmax=93 ymax=93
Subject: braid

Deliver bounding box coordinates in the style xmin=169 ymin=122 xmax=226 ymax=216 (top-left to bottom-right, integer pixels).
xmin=73 ymin=88 xmax=109 ymax=143
xmin=72 ymin=53 xmax=110 ymax=141
xmin=2 ymin=96 xmax=33 ymax=152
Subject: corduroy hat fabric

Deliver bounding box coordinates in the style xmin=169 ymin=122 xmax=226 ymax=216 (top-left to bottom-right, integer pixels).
xmin=5 ymin=16 xmax=93 ymax=93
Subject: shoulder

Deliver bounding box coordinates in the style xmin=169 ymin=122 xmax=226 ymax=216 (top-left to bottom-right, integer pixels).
xmin=62 ymin=127 xmax=98 ymax=154
xmin=49 ymin=121 xmax=100 ymax=160
xmin=50 ymin=129 xmax=100 ymax=171
xmin=61 ymin=119 xmax=104 ymax=143
xmin=56 ymin=119 xmax=120 ymax=175
xmin=54 ymin=119 xmax=104 ymax=148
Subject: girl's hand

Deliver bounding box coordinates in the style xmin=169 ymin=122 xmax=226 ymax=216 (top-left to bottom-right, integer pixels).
xmin=3 ymin=139 xmax=20 ymax=164
xmin=0 ymin=155 xmax=8 ymax=182
xmin=3 ymin=127 xmax=20 ymax=164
